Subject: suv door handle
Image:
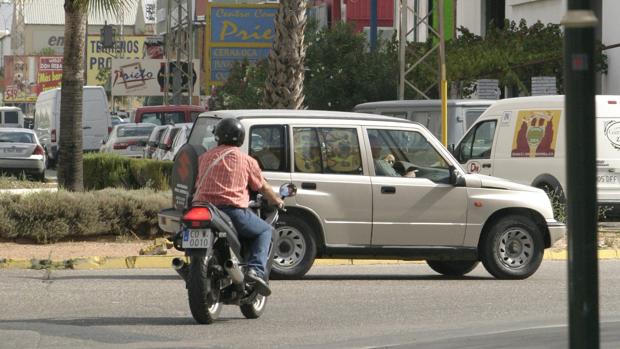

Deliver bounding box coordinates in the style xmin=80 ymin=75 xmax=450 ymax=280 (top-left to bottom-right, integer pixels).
xmin=301 ymin=182 xmax=316 ymax=190
xmin=482 ymin=163 xmax=491 ymax=168
xmin=381 ymin=186 xmax=396 ymax=194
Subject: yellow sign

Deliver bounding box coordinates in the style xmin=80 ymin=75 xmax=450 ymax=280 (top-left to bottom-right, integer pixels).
xmin=86 ymin=35 xmax=148 ymax=86
xmin=511 ymin=110 xmax=561 ymax=158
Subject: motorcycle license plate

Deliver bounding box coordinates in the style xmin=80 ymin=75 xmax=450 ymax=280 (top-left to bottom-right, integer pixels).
xmin=182 ymin=229 xmax=212 ymax=249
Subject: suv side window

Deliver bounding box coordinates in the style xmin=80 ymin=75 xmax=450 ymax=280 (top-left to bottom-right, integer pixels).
xmin=249 ymin=125 xmax=288 ymax=172
xmin=293 ymin=127 xmax=363 ymax=175
xmin=455 ymin=120 xmax=497 ymax=163
xmin=368 ymin=128 xmax=450 ymax=183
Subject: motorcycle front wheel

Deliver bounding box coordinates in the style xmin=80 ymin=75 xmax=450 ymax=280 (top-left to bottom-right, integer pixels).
xmin=240 ymin=294 xmax=267 ymax=319
xmin=187 ymin=255 xmax=222 ymax=324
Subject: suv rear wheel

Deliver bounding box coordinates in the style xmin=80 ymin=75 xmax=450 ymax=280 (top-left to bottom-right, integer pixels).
xmin=479 ymin=215 xmax=544 ymax=279
xmin=270 ymin=215 xmax=316 ymax=279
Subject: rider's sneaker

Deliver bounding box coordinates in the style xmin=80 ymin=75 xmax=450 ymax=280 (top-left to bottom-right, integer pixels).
xmin=245 ymin=269 xmax=272 ymax=297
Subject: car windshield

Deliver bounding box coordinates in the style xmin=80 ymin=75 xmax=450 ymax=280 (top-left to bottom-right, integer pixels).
xmin=0 ymin=132 xmax=34 ymax=143
xmin=117 ymin=126 xmax=155 ymax=138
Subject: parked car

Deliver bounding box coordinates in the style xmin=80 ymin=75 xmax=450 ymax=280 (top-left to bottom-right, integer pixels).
xmin=34 ymin=86 xmax=111 ymax=167
xmin=152 ymin=123 xmax=191 ymax=161
xmin=158 ymin=110 xmax=565 ymax=280
xmin=0 ymin=107 xmax=26 ymax=128
xmin=100 ymin=123 xmax=156 ymax=158
xmin=111 ymin=115 xmax=128 ymax=128
xmin=452 ymin=95 xmax=620 ymax=220
xmin=144 ymin=125 xmax=171 ymax=159
xmin=161 ymin=123 xmax=192 ymax=161
xmin=0 ymin=128 xmax=46 ymax=181
xmin=133 ymin=105 xmax=204 ymax=125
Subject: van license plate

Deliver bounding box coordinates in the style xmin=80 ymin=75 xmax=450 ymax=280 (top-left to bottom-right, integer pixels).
xmin=182 ymin=229 xmax=212 ymax=249
xmin=597 ymin=174 xmax=619 ymax=184
xmin=129 ymin=145 xmax=141 ymax=151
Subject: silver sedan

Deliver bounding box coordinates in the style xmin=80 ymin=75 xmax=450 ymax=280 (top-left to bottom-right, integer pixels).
xmin=0 ymin=128 xmax=46 ymax=181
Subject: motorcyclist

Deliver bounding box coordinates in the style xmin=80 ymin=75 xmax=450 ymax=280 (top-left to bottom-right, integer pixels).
xmin=192 ymin=118 xmax=283 ymax=296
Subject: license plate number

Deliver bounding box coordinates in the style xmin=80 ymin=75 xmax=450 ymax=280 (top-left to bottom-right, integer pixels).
xmin=597 ymin=174 xmax=619 ymax=184
xmin=182 ymin=229 xmax=211 ymax=248
xmin=129 ymin=145 xmax=141 ymax=151
xmin=3 ymin=148 xmax=16 ymax=153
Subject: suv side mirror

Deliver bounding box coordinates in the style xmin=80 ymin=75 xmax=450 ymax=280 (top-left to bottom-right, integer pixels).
xmin=449 ymin=165 xmax=466 ymax=187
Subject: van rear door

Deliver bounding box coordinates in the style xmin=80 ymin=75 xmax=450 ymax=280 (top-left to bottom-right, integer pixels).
xmin=82 ymin=87 xmax=110 ymax=151
xmin=596 ymin=96 xmax=620 ymax=206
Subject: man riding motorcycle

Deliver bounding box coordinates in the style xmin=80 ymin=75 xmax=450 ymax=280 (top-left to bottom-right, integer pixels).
xmin=193 ymin=117 xmax=284 ymax=296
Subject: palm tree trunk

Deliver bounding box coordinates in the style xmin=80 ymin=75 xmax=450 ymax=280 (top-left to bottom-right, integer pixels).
xmin=263 ymin=0 xmax=307 ymax=109
xmin=58 ymin=0 xmax=86 ymax=191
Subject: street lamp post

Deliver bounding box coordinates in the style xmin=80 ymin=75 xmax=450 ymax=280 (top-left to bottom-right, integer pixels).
xmin=561 ymin=1 xmax=600 ymax=348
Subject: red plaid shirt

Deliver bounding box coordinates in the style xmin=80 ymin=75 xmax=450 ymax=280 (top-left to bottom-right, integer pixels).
xmin=193 ymin=145 xmax=265 ymax=208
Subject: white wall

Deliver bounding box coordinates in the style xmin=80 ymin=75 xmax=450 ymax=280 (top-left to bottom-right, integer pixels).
xmin=602 ymin=0 xmax=620 ymax=94
xmin=456 ymin=0 xmax=482 ymax=36
xmin=505 ymin=0 xmax=566 ymax=26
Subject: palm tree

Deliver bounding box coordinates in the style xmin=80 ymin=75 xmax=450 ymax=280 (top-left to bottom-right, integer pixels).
xmin=263 ymin=0 xmax=307 ymax=109
xmin=59 ymin=0 xmax=129 ymax=191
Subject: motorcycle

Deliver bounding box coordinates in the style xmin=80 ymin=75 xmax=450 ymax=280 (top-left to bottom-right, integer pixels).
xmin=170 ymin=183 xmax=297 ymax=324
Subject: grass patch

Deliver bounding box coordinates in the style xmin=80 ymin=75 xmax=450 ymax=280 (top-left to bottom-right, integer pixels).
xmin=0 ymin=176 xmax=50 ymax=190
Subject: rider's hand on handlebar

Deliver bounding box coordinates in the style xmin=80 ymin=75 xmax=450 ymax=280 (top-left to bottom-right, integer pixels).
xmin=269 ymin=197 xmax=284 ymax=209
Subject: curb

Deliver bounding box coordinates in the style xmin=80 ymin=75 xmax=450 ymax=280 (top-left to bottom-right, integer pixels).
xmin=1 ymin=249 xmax=619 ymax=270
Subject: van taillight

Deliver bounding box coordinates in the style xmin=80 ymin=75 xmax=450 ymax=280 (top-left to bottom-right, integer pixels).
xmin=32 ymin=145 xmax=45 ymax=156
xmin=51 ymin=129 xmax=56 ymax=143
xmin=108 ymin=126 xmax=112 ymax=134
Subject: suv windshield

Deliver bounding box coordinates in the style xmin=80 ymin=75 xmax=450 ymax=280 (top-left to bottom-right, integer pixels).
xmin=188 ymin=117 xmax=220 ymax=150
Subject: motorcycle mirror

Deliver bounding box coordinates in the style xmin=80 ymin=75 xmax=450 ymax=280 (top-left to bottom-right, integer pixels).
xmin=279 ymin=183 xmax=297 ymax=197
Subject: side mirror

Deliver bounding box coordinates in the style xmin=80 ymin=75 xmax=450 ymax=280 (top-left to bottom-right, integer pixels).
xmin=279 ymin=183 xmax=297 ymax=198
xmin=449 ymin=165 xmax=466 ymax=187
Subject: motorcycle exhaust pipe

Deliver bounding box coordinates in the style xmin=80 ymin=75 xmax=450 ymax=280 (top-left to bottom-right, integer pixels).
xmin=224 ymin=259 xmax=244 ymax=285
xmin=172 ymin=257 xmax=188 ymax=282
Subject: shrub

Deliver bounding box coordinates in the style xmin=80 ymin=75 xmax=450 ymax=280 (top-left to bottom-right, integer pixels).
xmin=83 ymin=153 xmax=172 ymax=191
xmin=0 ymin=189 xmax=171 ymax=243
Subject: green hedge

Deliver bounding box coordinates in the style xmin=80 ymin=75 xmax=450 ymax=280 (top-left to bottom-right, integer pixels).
xmin=83 ymin=153 xmax=173 ymax=191
xmin=0 ymin=189 xmax=171 ymax=243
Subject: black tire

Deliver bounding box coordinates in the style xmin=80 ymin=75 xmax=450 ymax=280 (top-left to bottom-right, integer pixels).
xmin=187 ymin=255 xmax=222 ymax=324
xmin=240 ymin=294 xmax=268 ymax=319
xmin=426 ymin=260 xmax=480 ymax=276
xmin=270 ymin=215 xmax=317 ymax=280
xmin=479 ymin=215 xmax=544 ymax=279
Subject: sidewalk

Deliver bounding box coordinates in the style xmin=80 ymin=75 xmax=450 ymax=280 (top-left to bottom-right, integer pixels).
xmin=1 ymin=239 xmax=618 ymax=270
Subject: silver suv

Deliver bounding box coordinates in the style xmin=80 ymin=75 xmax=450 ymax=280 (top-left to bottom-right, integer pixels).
xmin=158 ymin=110 xmax=565 ymax=280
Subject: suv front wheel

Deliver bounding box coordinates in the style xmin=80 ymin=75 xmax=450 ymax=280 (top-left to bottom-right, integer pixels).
xmin=270 ymin=215 xmax=316 ymax=279
xmin=479 ymin=215 xmax=544 ymax=279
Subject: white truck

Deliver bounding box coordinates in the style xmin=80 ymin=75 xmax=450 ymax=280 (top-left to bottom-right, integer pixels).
xmin=34 ymin=86 xmax=111 ymax=167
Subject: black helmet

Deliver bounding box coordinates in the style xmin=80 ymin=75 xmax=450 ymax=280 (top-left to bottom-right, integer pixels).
xmin=214 ymin=118 xmax=245 ymax=146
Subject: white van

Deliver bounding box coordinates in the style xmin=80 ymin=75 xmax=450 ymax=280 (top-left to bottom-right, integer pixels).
xmin=453 ymin=95 xmax=620 ymax=219
xmin=0 ymin=107 xmax=25 ymax=128
xmin=353 ymin=99 xmax=495 ymax=146
xmin=34 ymin=86 xmax=111 ymax=166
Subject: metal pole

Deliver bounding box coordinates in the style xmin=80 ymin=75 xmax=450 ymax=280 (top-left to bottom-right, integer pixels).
xmin=438 ymin=0 xmax=447 ymax=146
xmin=370 ymin=0 xmax=377 ymax=51
xmin=187 ymin=0 xmax=193 ymax=105
xmin=164 ymin=0 xmax=171 ymax=105
xmin=398 ymin=0 xmax=406 ymax=99
xmin=561 ymin=1 xmax=599 ymax=348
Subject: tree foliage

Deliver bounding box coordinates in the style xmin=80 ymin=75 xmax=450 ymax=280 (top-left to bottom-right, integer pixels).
xmin=213 ymin=19 xmax=607 ymax=109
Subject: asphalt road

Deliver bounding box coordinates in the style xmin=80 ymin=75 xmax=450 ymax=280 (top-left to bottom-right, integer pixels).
xmin=1 ymin=261 xmax=619 ymax=349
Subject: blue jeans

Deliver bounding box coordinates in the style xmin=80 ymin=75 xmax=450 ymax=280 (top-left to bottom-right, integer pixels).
xmin=218 ymin=206 xmax=272 ymax=278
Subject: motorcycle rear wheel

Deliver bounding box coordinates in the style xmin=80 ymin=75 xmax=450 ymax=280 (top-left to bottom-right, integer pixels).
xmin=240 ymin=294 xmax=267 ymax=319
xmin=188 ymin=255 xmax=222 ymax=324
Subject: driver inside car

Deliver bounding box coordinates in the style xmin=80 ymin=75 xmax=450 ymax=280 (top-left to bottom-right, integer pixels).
xmin=369 ymin=134 xmax=416 ymax=178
